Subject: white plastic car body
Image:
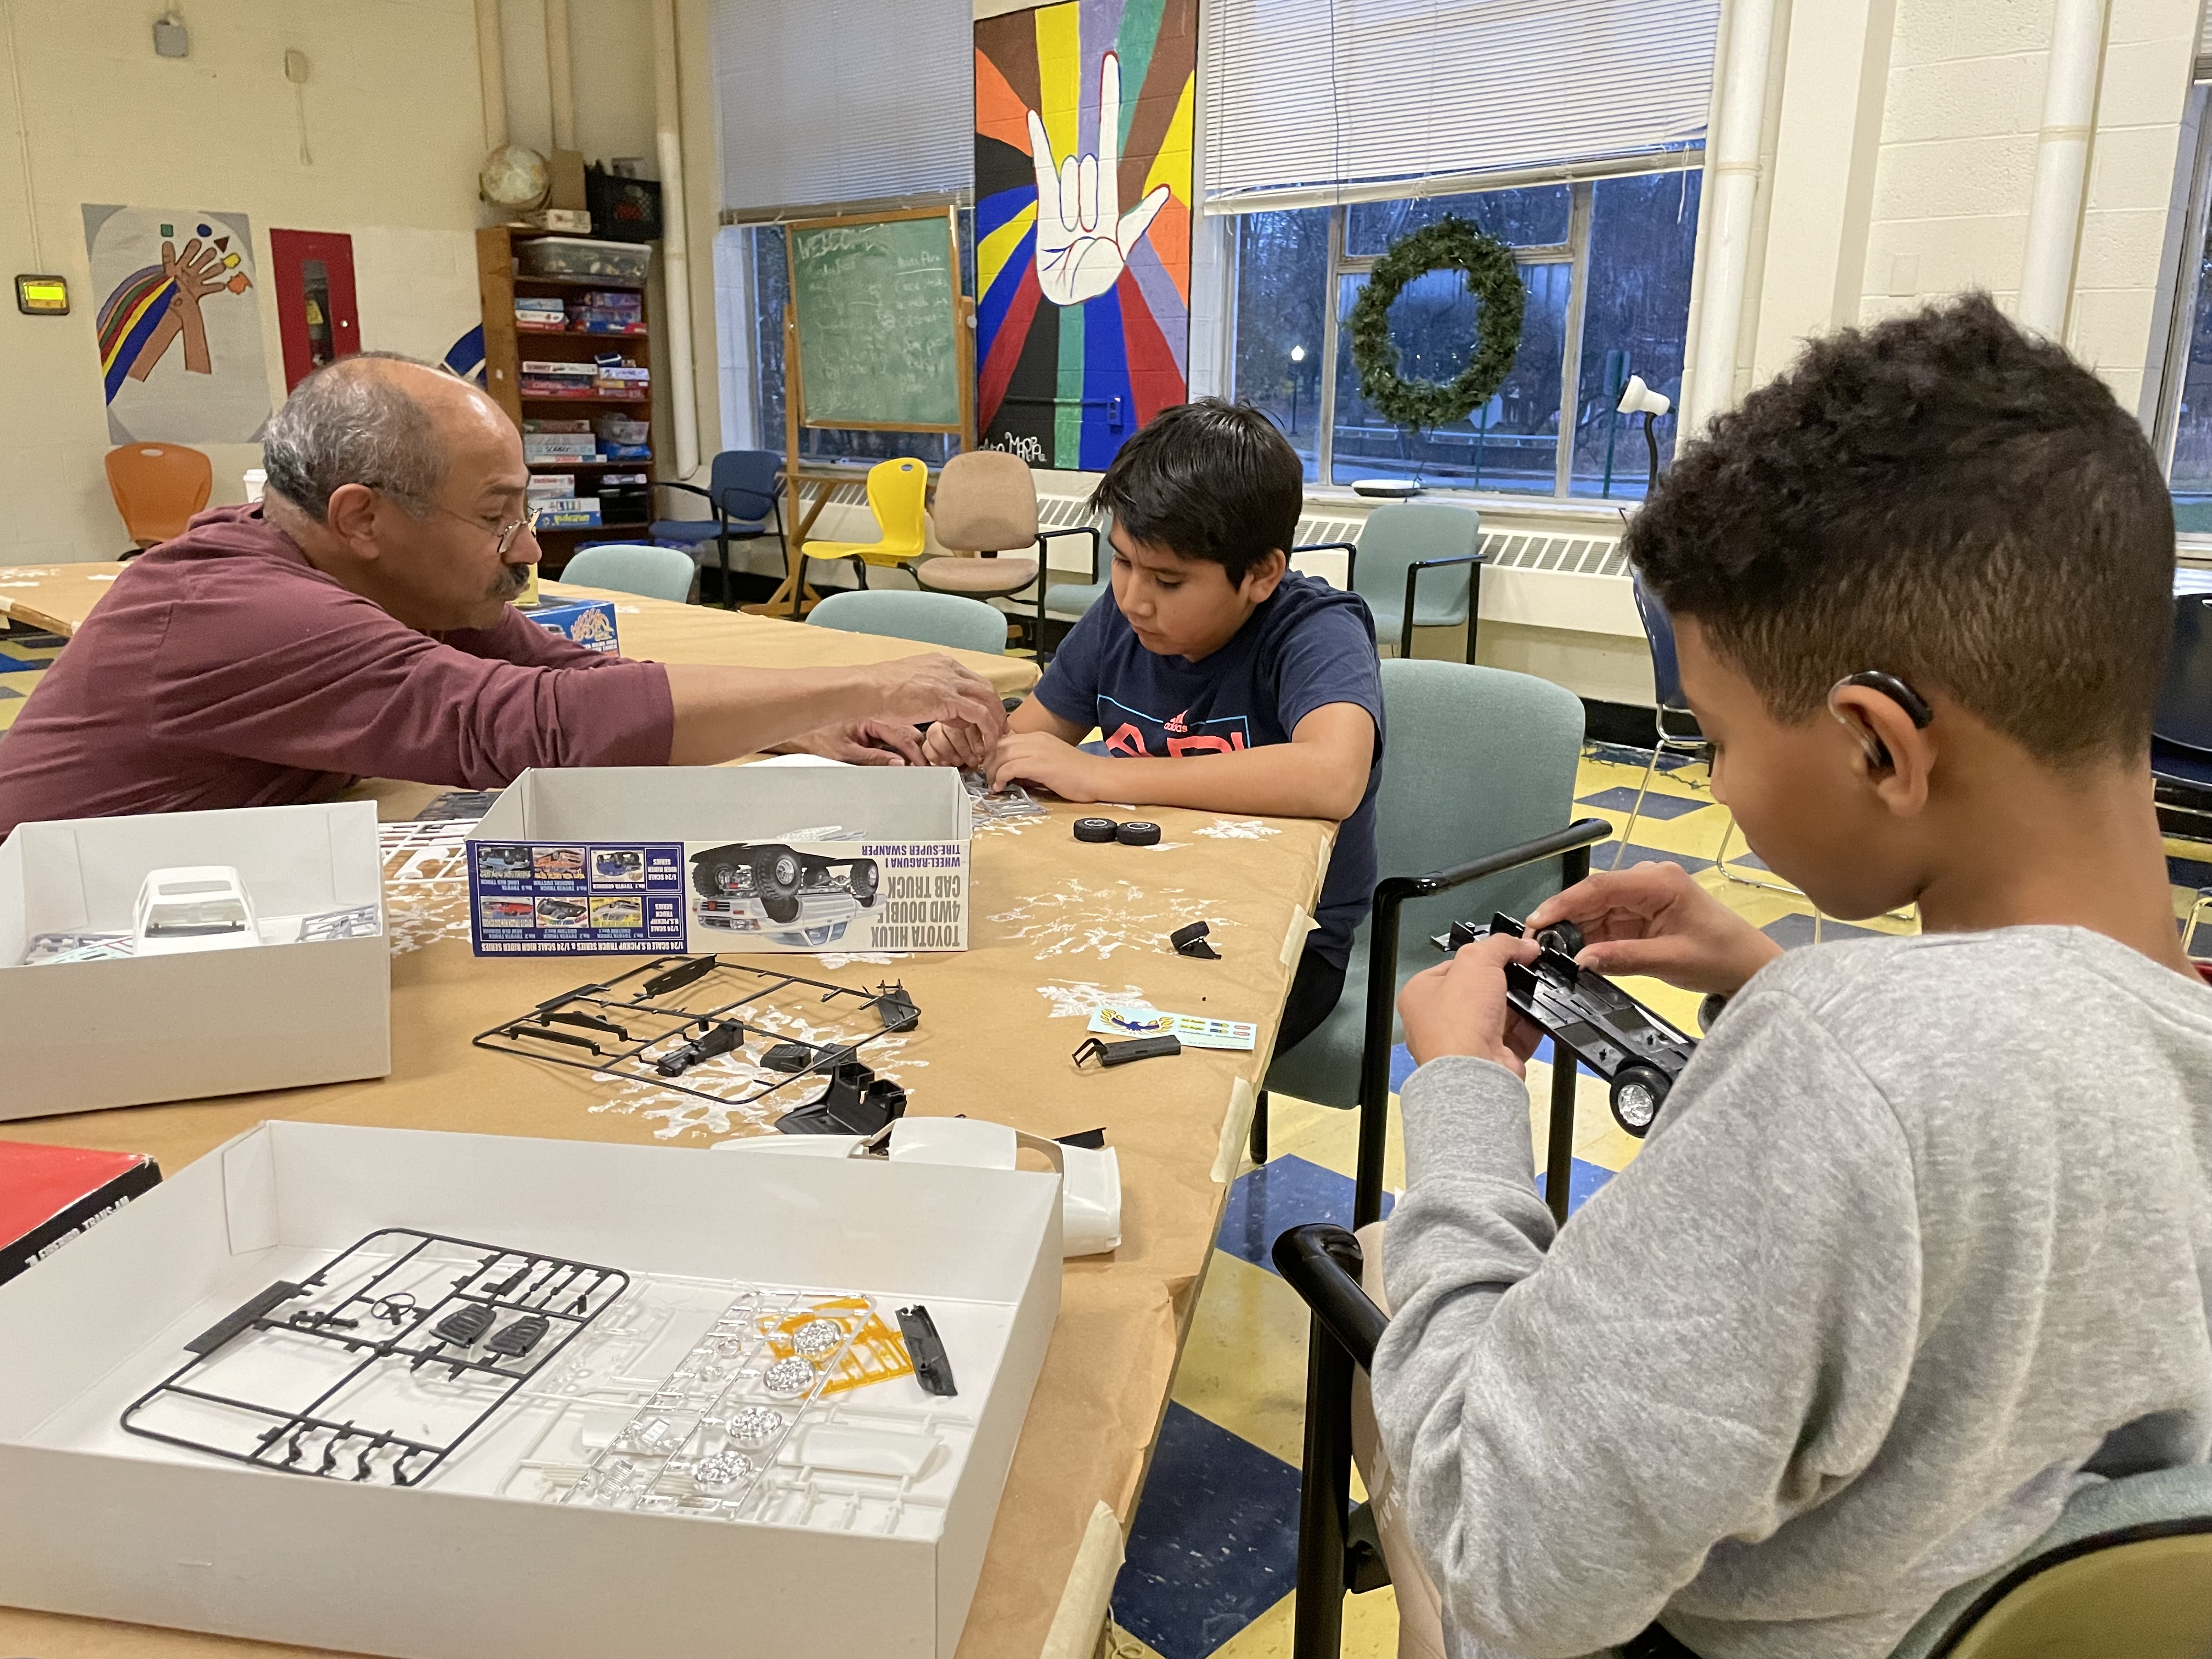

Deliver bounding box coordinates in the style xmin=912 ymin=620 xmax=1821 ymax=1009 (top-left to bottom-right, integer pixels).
xmin=132 ymin=866 xmax=259 ymax=956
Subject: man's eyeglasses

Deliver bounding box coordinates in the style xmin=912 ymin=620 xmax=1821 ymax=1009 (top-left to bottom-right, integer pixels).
xmin=372 ymin=487 xmax=537 ymax=557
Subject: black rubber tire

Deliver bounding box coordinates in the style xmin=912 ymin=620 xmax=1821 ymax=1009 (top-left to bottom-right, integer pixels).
xmin=690 ymin=856 xmax=738 ymax=900
xmin=1609 ymin=1064 xmax=1669 ymax=1137
xmin=849 ymin=859 xmax=879 ymax=906
xmin=756 ymin=846 xmax=803 ymax=924
xmin=1536 ymin=919 xmax=1586 ymax=958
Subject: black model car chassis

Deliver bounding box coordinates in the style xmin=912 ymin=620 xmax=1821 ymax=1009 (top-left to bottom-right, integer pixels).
xmin=1436 ymin=913 xmax=1698 ymax=1136
xmin=688 ymin=842 xmax=881 ymax=926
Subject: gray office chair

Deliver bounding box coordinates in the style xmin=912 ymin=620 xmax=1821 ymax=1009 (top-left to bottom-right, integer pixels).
xmin=1259 ymin=659 xmax=1600 ymax=1221
xmin=558 ymin=543 xmax=696 ymax=604
xmin=1295 ymin=500 xmax=1485 ymax=663
xmin=806 ymin=588 xmax=1007 ymax=655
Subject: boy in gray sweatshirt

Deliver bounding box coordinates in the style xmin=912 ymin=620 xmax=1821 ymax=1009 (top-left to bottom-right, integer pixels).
xmin=1369 ymin=293 xmax=2212 ymax=1659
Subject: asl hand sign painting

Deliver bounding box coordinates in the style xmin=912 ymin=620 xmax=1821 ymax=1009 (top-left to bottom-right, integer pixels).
xmin=1027 ymin=53 xmax=1171 ymax=308
xmin=975 ymin=0 xmax=1195 ymax=471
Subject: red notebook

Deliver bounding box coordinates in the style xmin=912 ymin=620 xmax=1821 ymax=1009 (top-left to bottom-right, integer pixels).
xmin=0 ymin=1140 xmax=161 ymax=1285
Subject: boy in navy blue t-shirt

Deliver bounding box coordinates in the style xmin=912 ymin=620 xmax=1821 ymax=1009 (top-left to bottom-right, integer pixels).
xmin=926 ymin=399 xmax=1384 ymax=1053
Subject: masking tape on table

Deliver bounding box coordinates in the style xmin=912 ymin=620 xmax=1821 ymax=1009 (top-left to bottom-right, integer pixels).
xmin=1279 ymin=906 xmax=1316 ymax=970
xmin=1212 ymin=1075 xmax=1259 ymax=1186
xmin=1040 ymin=1499 xmax=1127 ymax=1659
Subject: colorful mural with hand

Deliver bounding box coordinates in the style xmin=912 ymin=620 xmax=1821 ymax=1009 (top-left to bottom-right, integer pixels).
xmin=83 ymin=206 xmax=271 ymax=444
xmin=976 ymin=0 xmax=1194 ymax=471
xmin=97 ymin=223 xmax=254 ymax=402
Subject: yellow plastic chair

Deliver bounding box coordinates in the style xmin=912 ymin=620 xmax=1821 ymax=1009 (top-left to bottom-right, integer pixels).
xmin=799 ymin=458 xmax=928 ymax=595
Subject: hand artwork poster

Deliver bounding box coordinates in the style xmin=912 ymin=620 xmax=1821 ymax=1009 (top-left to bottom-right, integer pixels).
xmin=83 ymin=205 xmax=273 ymax=444
xmin=974 ymin=0 xmax=1195 ymax=472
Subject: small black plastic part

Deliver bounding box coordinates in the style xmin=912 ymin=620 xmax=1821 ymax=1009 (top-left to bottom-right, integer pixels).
xmin=1072 ymin=1034 xmax=1183 ymax=1068
xmin=1073 ymin=816 xmax=1119 ymax=843
xmin=1056 ymin=1126 xmax=1109 ymax=1149
xmin=896 ymin=1304 xmax=958 ymax=1397
xmin=641 ymin=956 xmax=716 ymax=999
xmin=287 ymin=1310 xmax=359 ymax=1331
xmin=1534 ymin=919 xmax=1585 ymax=958
xmin=1170 ymin=920 xmax=1220 ymax=958
xmin=870 ymin=981 xmax=921 ymax=1032
xmin=485 ymin=1313 xmax=550 ymax=1358
xmin=761 ymin=1040 xmax=819 ymax=1072
xmin=654 ymin=1019 xmax=745 ymax=1077
xmin=546 ymin=1009 xmax=630 ymax=1040
xmin=186 ymin=1281 xmax=308 ymax=1356
xmin=430 ymin=1304 xmax=496 ymax=1347
xmin=776 ymin=1061 xmax=909 ymax=1136
xmin=508 ymin=1024 xmax=601 ymax=1056
xmin=483 ymin=1263 xmax=531 ymax=1299
xmin=534 ymin=979 xmax=608 ymax=1012
xmin=1116 ymin=820 xmax=1163 ymax=847
xmin=369 ymin=1294 xmax=416 ymax=1325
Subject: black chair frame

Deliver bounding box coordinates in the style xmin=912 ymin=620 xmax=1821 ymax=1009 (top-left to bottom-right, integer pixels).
xmin=654 ymin=477 xmax=786 ymax=611
xmin=1032 ymin=524 xmax=1105 ymax=661
xmin=1291 ymin=540 xmax=1486 ymax=665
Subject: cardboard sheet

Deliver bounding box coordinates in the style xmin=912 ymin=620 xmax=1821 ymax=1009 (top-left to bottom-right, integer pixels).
xmin=0 ymin=778 xmax=1331 ymax=1659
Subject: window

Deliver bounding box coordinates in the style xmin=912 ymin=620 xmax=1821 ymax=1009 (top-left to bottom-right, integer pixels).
xmin=1231 ymin=169 xmax=1700 ymax=499
xmin=2157 ymin=80 xmax=2212 ymax=531
xmin=719 ymin=218 xmax=977 ymax=467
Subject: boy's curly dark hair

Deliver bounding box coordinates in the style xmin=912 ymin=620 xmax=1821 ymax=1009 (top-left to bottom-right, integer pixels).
xmin=1628 ymin=293 xmax=2175 ymax=764
xmin=1090 ymin=399 xmax=1305 ymax=584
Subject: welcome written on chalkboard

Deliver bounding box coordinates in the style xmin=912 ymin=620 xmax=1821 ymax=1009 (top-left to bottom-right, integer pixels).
xmin=789 ymin=215 xmax=963 ymax=432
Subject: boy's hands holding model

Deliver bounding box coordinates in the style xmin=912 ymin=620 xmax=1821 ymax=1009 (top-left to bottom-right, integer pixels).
xmin=1398 ymin=860 xmax=1782 ymax=1069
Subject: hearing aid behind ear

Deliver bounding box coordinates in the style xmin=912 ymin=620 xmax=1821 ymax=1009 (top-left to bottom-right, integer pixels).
xmin=1828 ymin=672 xmax=1934 ymax=769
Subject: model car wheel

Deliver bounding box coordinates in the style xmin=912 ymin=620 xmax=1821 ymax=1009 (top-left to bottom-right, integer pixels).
xmin=690 ymin=856 xmax=738 ymax=900
xmin=755 ymin=846 xmax=803 ymax=924
xmin=849 ymin=859 xmax=879 ymax=906
xmin=1609 ymin=1064 xmax=1668 ymax=1138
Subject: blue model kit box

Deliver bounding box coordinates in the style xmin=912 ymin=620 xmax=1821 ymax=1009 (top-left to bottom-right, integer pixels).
xmin=463 ymin=766 xmax=972 ymax=956
xmin=520 ymin=596 xmax=619 ymax=654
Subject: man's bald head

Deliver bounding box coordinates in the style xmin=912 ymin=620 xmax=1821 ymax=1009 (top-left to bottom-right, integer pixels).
xmin=262 ymin=353 xmax=510 ymax=522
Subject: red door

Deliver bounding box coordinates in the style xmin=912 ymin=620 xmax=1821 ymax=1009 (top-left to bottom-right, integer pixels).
xmin=269 ymin=229 xmax=360 ymax=391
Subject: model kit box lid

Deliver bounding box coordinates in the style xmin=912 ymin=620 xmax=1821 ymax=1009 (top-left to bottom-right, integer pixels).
xmin=470 ymin=764 xmax=970 ymax=843
xmin=0 ymin=1141 xmax=161 ymax=1285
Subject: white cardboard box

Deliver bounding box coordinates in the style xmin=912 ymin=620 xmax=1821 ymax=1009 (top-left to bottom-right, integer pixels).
xmin=0 ymin=802 xmax=390 ymax=1120
xmin=465 ymin=766 xmax=973 ymax=956
xmin=0 ymin=1121 xmax=1062 ymax=1659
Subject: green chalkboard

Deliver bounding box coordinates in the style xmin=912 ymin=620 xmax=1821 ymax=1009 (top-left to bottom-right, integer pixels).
xmin=788 ymin=212 xmax=963 ymax=431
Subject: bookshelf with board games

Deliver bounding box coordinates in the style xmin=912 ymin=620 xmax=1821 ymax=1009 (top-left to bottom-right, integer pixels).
xmin=475 ymin=227 xmax=656 ymax=576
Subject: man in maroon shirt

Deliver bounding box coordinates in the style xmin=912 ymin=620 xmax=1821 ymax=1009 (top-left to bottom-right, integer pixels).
xmin=0 ymin=356 xmax=1004 ymax=833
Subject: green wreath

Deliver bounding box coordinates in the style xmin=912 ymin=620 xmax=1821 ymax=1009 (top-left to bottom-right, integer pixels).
xmin=1347 ymin=216 xmax=1525 ymax=431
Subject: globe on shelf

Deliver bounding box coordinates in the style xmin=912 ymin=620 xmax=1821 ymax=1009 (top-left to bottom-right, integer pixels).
xmin=479 ymin=143 xmax=550 ymax=212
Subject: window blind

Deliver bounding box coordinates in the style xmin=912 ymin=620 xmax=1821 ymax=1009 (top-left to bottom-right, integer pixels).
xmin=1200 ymin=0 xmax=1721 ymax=213
xmin=710 ymin=0 xmax=973 ymax=221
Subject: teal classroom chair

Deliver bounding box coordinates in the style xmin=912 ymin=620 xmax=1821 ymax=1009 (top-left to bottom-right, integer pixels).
xmin=1034 ymin=513 xmax=1109 ymax=660
xmin=1296 ymin=499 xmax=1485 ymax=662
xmin=807 ymin=588 xmax=1007 ymax=656
xmin=1260 ymin=658 xmax=1605 ymax=1225
xmin=558 ymin=543 xmax=697 ymax=604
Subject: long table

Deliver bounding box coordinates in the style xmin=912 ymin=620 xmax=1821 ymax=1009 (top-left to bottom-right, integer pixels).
xmin=0 ymin=595 xmax=1331 ymax=1659
xmin=0 ymin=566 xmax=1035 ymax=700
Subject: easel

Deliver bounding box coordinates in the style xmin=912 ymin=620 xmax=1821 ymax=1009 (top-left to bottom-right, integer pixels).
xmin=753 ymin=206 xmax=977 ymax=618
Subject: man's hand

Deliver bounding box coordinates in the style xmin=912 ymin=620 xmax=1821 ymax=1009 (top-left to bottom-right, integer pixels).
xmin=1399 ymin=932 xmax=1545 ymax=1073
xmin=777 ymin=719 xmax=924 ymax=766
xmin=1527 ymin=861 xmax=1782 ymax=995
xmin=860 ymin=654 xmax=1007 ymax=742
xmin=921 ymin=720 xmax=992 ymax=770
xmin=988 ymin=730 xmax=1110 ymax=800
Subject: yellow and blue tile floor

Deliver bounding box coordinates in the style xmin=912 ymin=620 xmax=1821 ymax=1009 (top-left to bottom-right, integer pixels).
xmin=1105 ymin=741 xmax=2212 ymax=1659
xmin=3 ymin=623 xmax=2210 ymax=1652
